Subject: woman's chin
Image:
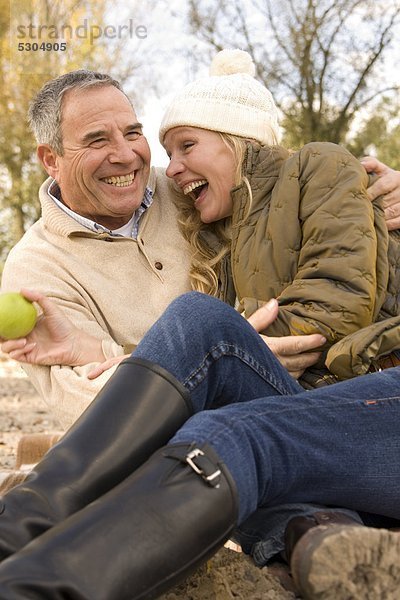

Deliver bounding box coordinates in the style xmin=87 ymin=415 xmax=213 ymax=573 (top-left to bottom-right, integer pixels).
xmin=199 ymin=211 xmax=220 ymax=224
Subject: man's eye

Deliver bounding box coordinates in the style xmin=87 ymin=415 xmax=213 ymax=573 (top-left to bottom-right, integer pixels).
xmin=90 ymin=138 xmax=106 ymax=146
xmin=127 ymin=131 xmax=141 ymax=139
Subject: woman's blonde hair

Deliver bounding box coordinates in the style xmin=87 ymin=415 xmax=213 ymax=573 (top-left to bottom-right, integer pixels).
xmin=173 ymin=132 xmax=251 ymax=296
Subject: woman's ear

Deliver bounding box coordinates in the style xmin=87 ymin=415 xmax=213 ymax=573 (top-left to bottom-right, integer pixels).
xmin=37 ymin=145 xmax=60 ymax=180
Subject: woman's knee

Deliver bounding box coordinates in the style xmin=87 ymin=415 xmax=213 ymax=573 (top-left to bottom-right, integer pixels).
xmin=168 ymin=291 xmax=221 ymax=312
xmin=164 ymin=292 xmax=233 ymax=328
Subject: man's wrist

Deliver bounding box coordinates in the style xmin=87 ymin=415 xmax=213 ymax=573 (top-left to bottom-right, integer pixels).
xmin=78 ymin=335 xmax=106 ymax=365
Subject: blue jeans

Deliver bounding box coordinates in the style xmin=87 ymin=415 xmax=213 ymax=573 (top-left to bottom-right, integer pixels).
xmin=134 ymin=292 xmax=400 ymax=563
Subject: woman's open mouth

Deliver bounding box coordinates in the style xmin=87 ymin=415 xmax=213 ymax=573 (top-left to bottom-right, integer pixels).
xmin=183 ymin=179 xmax=208 ymax=201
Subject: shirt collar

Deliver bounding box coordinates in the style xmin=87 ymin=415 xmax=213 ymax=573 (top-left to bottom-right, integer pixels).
xmin=48 ymin=179 xmax=153 ymax=238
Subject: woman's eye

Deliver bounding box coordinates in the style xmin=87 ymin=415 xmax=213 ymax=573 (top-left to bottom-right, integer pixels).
xmin=183 ymin=142 xmax=194 ymax=151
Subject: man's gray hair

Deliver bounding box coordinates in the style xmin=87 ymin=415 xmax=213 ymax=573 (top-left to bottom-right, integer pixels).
xmin=28 ymin=70 xmax=129 ymax=155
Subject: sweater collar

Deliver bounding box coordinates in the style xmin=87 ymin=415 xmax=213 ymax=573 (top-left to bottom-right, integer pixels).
xmin=40 ymin=168 xmax=158 ymax=238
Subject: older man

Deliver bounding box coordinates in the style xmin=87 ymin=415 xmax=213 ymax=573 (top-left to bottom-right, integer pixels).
xmin=0 ymin=71 xmax=192 ymax=427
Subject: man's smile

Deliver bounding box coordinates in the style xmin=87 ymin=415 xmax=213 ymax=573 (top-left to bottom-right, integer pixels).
xmin=101 ymin=172 xmax=135 ymax=187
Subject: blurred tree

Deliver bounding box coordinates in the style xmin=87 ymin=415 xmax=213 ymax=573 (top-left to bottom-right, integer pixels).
xmin=348 ymin=96 xmax=400 ymax=168
xmin=0 ymin=0 xmax=145 ymax=268
xmin=185 ymin=0 xmax=400 ymax=148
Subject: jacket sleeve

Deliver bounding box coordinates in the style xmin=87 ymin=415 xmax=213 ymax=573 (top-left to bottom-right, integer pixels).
xmin=326 ymin=315 xmax=400 ymax=378
xmin=247 ymin=143 xmax=388 ymax=343
xmin=1 ymin=256 xmax=125 ymax=431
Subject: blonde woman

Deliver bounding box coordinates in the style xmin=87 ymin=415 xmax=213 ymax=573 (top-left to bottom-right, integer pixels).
xmin=160 ymin=49 xmax=390 ymax=386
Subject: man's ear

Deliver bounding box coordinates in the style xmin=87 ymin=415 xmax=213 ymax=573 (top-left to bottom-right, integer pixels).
xmin=37 ymin=144 xmax=60 ymax=179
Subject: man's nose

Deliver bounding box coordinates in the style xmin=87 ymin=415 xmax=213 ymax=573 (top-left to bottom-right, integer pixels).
xmin=109 ymin=138 xmax=136 ymax=163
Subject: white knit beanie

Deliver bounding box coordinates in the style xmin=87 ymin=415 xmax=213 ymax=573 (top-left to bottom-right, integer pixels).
xmin=159 ymin=49 xmax=280 ymax=145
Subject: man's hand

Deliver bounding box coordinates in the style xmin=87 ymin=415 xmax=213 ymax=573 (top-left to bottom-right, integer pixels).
xmin=87 ymin=354 xmax=130 ymax=379
xmin=247 ymin=299 xmax=326 ymax=379
xmin=0 ymin=289 xmax=105 ymax=366
xmin=361 ymin=156 xmax=400 ymax=231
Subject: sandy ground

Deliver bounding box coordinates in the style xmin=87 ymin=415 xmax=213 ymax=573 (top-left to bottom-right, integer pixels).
xmin=0 ymin=353 xmax=299 ymax=599
xmin=0 ymin=356 xmax=61 ymax=470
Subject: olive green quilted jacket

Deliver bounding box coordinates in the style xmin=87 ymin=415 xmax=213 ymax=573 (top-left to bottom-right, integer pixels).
xmin=222 ymin=141 xmax=392 ymax=379
xmin=326 ymin=230 xmax=400 ymax=378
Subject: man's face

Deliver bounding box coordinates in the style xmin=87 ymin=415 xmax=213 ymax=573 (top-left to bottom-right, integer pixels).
xmin=41 ymin=85 xmax=151 ymax=230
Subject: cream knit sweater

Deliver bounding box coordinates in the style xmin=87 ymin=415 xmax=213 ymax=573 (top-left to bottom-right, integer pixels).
xmin=1 ymin=168 xmax=191 ymax=429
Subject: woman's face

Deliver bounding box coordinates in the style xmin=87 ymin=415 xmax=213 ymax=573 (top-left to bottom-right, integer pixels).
xmin=164 ymin=127 xmax=237 ymax=223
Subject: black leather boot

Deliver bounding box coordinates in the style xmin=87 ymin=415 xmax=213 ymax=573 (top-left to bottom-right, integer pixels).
xmin=0 ymin=357 xmax=192 ymax=561
xmin=0 ymin=442 xmax=238 ymax=600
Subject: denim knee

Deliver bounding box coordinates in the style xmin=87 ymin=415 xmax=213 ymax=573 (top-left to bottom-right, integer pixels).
xmin=166 ymin=291 xmax=228 ymax=317
xmin=162 ymin=292 xmax=237 ymax=338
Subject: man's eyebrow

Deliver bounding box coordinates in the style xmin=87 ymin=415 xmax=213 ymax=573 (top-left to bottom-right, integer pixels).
xmin=81 ymin=129 xmax=108 ymax=144
xmin=81 ymin=123 xmax=143 ymax=144
xmin=125 ymin=122 xmax=143 ymax=132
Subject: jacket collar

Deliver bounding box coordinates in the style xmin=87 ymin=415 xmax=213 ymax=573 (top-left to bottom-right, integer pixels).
xmin=230 ymin=144 xmax=289 ymax=225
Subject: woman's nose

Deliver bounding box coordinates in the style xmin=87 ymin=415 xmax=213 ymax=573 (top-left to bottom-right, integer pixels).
xmin=166 ymin=155 xmax=184 ymax=179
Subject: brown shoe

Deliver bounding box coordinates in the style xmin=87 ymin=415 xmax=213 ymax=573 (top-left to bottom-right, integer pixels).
xmin=284 ymin=511 xmax=360 ymax=562
xmin=289 ymin=522 xmax=400 ymax=599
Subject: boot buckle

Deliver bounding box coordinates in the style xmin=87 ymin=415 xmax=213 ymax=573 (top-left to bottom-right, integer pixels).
xmin=186 ymin=448 xmax=221 ymax=488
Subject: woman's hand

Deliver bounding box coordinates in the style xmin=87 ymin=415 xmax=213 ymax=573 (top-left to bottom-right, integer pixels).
xmin=0 ymin=289 xmax=105 ymax=366
xmin=362 ymin=157 xmax=400 ymax=231
xmin=247 ymin=299 xmax=326 ymax=379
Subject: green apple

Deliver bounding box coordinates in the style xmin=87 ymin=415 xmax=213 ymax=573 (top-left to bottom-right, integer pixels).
xmin=0 ymin=292 xmax=37 ymax=339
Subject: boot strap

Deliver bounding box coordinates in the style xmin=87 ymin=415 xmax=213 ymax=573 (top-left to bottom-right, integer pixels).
xmin=165 ymin=444 xmax=222 ymax=488
xmin=185 ymin=448 xmax=222 ymax=488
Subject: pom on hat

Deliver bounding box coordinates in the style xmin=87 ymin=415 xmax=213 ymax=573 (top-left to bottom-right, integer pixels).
xmin=159 ymin=48 xmax=280 ymax=146
xmin=209 ymin=49 xmax=256 ymax=77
